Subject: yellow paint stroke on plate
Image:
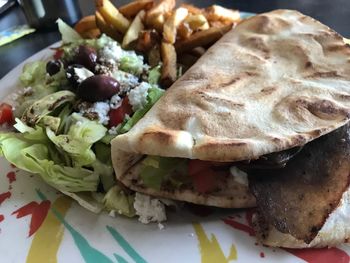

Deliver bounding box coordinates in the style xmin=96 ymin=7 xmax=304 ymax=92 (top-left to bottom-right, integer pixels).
xmin=193 ymin=223 xmax=237 ymax=263
xmin=26 ymin=196 xmax=73 ymax=263
xmin=344 ymin=38 xmax=350 ymax=45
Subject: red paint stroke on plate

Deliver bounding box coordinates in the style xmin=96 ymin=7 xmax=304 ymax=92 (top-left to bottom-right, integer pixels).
xmin=285 ymin=248 xmax=350 ymax=263
xmin=6 ymin=171 xmax=16 ymax=184
xmin=223 ymin=217 xmax=255 ymax=236
xmin=0 ymin=215 xmax=4 ymax=222
xmin=223 ymin=211 xmax=350 ymax=263
xmin=0 ymin=192 xmax=11 ymax=205
xmin=12 ymin=200 xmax=51 ymax=237
xmin=260 ymin=252 xmax=265 ymax=258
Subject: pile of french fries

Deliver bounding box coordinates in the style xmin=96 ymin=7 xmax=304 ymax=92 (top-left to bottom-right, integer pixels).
xmin=74 ymin=0 xmax=242 ymax=87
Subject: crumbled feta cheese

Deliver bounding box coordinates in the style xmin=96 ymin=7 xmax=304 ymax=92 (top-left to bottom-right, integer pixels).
xmin=108 ymin=126 xmax=119 ymax=135
xmin=74 ymin=67 xmax=94 ymax=83
xmin=80 ymin=101 xmax=110 ymax=125
xmin=110 ymin=94 xmax=122 ymax=109
xmin=109 ymin=210 xmax=116 ymax=217
xmin=134 ymin=193 xmax=167 ymax=224
xmin=111 ymin=70 xmax=139 ymax=93
xmin=23 ymin=86 xmax=33 ymax=96
xmin=99 ymin=41 xmax=124 ymax=65
xmin=230 ymin=166 xmax=248 ymax=186
xmin=158 ymin=223 xmax=165 ymax=230
xmin=128 ymin=82 xmax=151 ymax=111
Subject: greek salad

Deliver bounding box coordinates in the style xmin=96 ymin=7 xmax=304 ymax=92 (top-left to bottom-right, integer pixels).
xmin=0 ymin=19 xmax=171 ymax=222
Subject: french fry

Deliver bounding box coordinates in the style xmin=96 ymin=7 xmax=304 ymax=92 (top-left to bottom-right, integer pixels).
xmin=180 ymin=3 xmax=203 ymax=15
xmin=209 ymin=20 xmax=232 ymax=28
xmin=119 ymin=0 xmax=154 ymax=18
xmin=205 ymin=5 xmax=240 ymax=23
xmin=122 ymin=10 xmax=146 ymax=48
xmin=163 ymin=7 xmax=189 ymax=44
xmin=146 ymin=0 xmax=175 ymax=31
xmin=177 ymin=22 xmax=192 ymax=39
xmin=136 ymin=29 xmax=161 ymax=52
xmin=148 ymin=45 xmax=161 ymax=67
xmin=95 ymin=11 xmax=123 ymax=42
xmin=74 ymin=15 xmax=97 ymax=34
xmin=175 ymin=24 xmax=232 ymax=53
xmin=160 ymin=42 xmax=177 ymax=88
xmin=184 ymin=14 xmax=209 ymax=31
xmin=80 ymin=28 xmax=101 ymax=39
xmin=95 ymin=0 xmax=130 ymax=34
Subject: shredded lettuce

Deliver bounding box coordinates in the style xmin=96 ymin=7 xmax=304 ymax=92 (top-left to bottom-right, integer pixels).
xmin=103 ymin=185 xmax=136 ymax=217
xmin=148 ymin=65 xmax=162 ymax=85
xmin=46 ymin=114 xmax=107 ymax=167
xmin=0 ymin=134 xmax=99 ymax=192
xmin=119 ymin=54 xmax=145 ymax=76
xmin=119 ymin=86 xmax=164 ymax=134
xmin=140 ymin=156 xmax=186 ymax=190
xmin=57 ymin=18 xmax=82 ymax=43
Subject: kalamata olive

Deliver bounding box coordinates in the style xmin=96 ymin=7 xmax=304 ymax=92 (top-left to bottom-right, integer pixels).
xmin=74 ymin=45 xmax=97 ymax=71
xmin=46 ymin=60 xmax=61 ymax=76
xmin=77 ymin=75 xmax=120 ymax=102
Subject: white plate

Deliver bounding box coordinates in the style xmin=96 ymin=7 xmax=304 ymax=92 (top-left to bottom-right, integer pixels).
xmin=0 ymin=41 xmax=349 ymax=263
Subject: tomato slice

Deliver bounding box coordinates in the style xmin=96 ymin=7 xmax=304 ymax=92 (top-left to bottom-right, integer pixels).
xmin=108 ymin=97 xmax=133 ymax=128
xmin=190 ymin=169 xmax=217 ymax=194
xmin=188 ymin=160 xmax=218 ymax=193
xmin=0 ymin=103 xmax=14 ymax=125
xmin=188 ymin=159 xmax=212 ymax=176
xmin=53 ymin=48 xmax=64 ymax=60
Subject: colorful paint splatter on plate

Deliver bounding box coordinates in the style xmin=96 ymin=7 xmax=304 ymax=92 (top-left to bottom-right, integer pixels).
xmin=0 ymin=27 xmax=350 ymax=263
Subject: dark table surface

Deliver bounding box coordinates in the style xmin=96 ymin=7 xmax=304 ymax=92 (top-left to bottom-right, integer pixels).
xmin=0 ymin=0 xmax=349 ymax=79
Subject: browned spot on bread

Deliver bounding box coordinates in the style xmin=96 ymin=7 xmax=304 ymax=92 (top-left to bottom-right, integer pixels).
xmin=261 ymin=86 xmax=277 ymax=95
xmin=181 ymin=71 xmax=207 ymax=82
xmin=326 ymin=44 xmax=348 ymax=52
xmin=140 ymin=130 xmax=175 ymax=146
xmin=291 ymin=134 xmax=307 ymax=145
xmin=307 ymin=71 xmax=342 ymax=79
xmin=307 ymin=99 xmax=350 ymax=120
xmin=305 ymin=61 xmax=313 ymax=68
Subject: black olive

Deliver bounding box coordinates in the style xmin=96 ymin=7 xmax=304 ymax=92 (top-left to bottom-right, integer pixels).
xmin=77 ymin=75 xmax=120 ymax=102
xmin=65 ymin=64 xmax=84 ymax=88
xmin=46 ymin=60 xmax=61 ymax=76
xmin=74 ymin=45 xmax=97 ymax=72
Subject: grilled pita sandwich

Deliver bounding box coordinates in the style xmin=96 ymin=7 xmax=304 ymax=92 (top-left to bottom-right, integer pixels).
xmin=111 ymin=9 xmax=350 ymax=246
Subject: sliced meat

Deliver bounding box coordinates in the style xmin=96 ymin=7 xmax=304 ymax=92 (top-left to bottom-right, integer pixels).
xmin=249 ymin=122 xmax=350 ymax=244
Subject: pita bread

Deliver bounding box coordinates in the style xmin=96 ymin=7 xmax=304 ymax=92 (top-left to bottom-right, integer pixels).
xmin=112 ymin=9 xmax=350 ymax=163
xmin=250 ymin=123 xmax=350 ymax=248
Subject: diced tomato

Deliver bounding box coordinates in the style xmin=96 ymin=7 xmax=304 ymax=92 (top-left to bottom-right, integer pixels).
xmin=108 ymin=97 xmax=133 ymax=128
xmin=188 ymin=159 xmax=212 ymax=176
xmin=53 ymin=48 xmax=64 ymax=60
xmin=0 ymin=103 xmax=13 ymax=125
xmin=190 ymin=169 xmax=217 ymax=194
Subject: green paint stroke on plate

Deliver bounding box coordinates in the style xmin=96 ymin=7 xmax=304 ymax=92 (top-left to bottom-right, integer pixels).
xmin=114 ymin=254 xmax=129 ymax=263
xmin=107 ymin=226 xmax=147 ymax=263
xmin=36 ymin=190 xmax=124 ymax=263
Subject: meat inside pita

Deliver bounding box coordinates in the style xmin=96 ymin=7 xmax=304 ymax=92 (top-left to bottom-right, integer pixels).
xmin=249 ymin=122 xmax=350 ymax=244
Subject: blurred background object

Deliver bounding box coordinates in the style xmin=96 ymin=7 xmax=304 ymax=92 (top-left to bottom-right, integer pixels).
xmin=17 ymin=0 xmax=82 ymax=29
xmin=0 ymin=0 xmax=15 ymax=15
